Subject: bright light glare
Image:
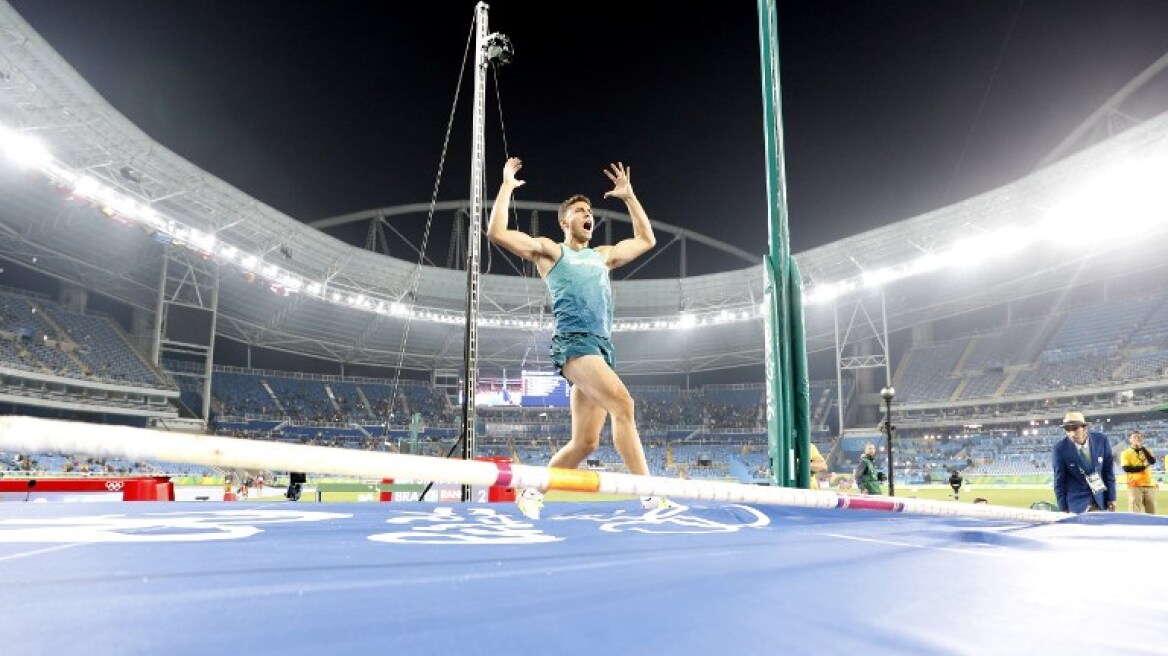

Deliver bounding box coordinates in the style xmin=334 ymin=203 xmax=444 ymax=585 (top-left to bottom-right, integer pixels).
xmin=0 ymin=126 xmax=51 ymax=167
xmin=988 ymin=227 xmax=1033 ymax=257
xmin=1045 ymin=156 xmax=1168 ymax=241
xmin=862 ymin=267 xmax=899 ymax=289
xmin=908 ymin=253 xmax=944 ymax=275
xmin=73 ymin=175 xmax=101 ymax=197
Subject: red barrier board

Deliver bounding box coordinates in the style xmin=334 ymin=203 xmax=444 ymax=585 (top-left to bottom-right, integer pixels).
xmin=0 ymin=476 xmax=174 ymax=501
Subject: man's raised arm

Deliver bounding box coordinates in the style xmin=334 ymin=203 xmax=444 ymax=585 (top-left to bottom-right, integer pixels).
xmin=487 ymin=157 xmax=547 ymax=262
xmin=599 ymin=162 xmax=656 ymax=269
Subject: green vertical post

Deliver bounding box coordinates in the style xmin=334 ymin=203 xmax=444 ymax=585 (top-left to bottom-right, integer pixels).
xmin=789 ymin=257 xmax=812 ymax=488
xmin=409 ymin=412 xmax=422 ymax=455
xmin=757 ymin=0 xmax=811 ymax=488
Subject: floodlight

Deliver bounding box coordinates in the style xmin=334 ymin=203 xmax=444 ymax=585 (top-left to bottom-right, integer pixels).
xmin=0 ymin=126 xmax=51 ymax=167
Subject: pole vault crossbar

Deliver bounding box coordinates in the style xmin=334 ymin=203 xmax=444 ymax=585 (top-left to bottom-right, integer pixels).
xmin=0 ymin=416 xmax=1068 ymax=524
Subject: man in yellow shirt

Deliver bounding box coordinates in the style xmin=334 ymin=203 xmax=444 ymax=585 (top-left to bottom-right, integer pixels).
xmin=1120 ymin=430 xmax=1157 ymax=514
xmin=808 ymin=443 xmax=827 ymax=490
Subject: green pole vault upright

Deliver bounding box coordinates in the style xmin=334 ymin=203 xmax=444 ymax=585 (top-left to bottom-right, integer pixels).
xmin=757 ymin=0 xmax=812 ymax=489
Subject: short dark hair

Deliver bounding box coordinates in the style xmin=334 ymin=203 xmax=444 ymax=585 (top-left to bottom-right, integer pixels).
xmin=558 ymin=194 xmax=591 ymax=220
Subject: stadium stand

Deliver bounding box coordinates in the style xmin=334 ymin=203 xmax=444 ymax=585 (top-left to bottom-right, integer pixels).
xmin=12 ymin=278 xmax=1168 ymax=490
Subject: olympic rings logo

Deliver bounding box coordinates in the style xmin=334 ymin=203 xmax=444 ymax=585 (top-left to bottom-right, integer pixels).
xmin=105 ymin=481 xmax=124 ymax=491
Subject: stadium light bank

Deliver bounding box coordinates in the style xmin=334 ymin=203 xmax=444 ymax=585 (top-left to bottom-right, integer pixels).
xmin=2 ymin=122 xmax=1164 ymax=332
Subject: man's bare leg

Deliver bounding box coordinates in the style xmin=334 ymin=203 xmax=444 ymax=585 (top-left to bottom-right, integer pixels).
xmin=560 ymin=356 xmax=670 ymax=510
xmin=560 ymin=355 xmax=648 ymax=475
xmin=518 ymin=355 xmax=667 ymax=518
xmin=516 ymin=358 xmax=610 ymax=520
xmin=547 ymin=382 xmax=606 ymax=469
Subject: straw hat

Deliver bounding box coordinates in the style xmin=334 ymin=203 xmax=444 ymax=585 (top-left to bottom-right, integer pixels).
xmin=1061 ymin=411 xmax=1087 ymax=427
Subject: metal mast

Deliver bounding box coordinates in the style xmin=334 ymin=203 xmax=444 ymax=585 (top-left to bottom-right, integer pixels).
xmin=458 ymin=2 xmax=491 ymax=500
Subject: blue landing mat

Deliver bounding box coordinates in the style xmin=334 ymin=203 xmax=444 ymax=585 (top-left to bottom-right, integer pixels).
xmin=2 ymin=501 xmax=1166 ymax=655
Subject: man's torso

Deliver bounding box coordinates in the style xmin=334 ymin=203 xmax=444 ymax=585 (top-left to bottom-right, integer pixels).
xmin=544 ymin=244 xmax=613 ymax=337
xmin=1122 ymin=447 xmax=1155 ymax=488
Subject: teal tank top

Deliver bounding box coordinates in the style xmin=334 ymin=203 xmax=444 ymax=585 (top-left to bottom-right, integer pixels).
xmin=545 ymin=244 xmax=612 ymax=338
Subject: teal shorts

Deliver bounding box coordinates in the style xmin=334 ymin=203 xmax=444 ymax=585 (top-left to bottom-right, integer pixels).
xmin=549 ymin=333 xmax=615 ymax=380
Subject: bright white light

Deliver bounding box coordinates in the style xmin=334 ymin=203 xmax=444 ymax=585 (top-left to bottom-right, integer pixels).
xmin=1043 ymin=156 xmax=1168 ymax=243
xmin=862 ymin=267 xmax=899 ymax=289
xmin=99 ymin=189 xmax=139 ymax=218
xmin=678 ymin=313 xmax=696 ymax=329
xmin=73 ymin=175 xmax=101 ymax=198
xmin=803 ymin=284 xmax=834 ymax=305
xmin=944 ymin=241 xmax=984 ymax=270
xmin=140 ymin=206 xmax=166 ymax=230
xmin=909 ymin=253 xmax=944 ymax=275
xmin=1087 ymin=157 xmax=1168 ymax=237
xmin=805 ymin=280 xmax=854 ymax=305
xmin=109 ymin=196 xmax=138 ymax=218
xmin=191 ymin=231 xmax=216 ymax=252
xmin=0 ymin=126 xmax=51 ymax=167
xmin=987 ymin=227 xmax=1032 ymax=257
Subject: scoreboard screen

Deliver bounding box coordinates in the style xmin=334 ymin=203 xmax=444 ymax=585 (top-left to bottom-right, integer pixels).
xmin=520 ymin=371 xmax=570 ymax=408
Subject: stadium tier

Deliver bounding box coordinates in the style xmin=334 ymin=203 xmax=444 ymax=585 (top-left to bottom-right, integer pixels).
xmin=5 ymin=274 xmax=1168 ymax=487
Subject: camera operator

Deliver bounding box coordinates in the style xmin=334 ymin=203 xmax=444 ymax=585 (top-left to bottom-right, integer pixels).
xmin=854 ymin=442 xmax=883 ymax=495
xmin=286 ymin=472 xmax=306 ymax=502
xmin=948 ymin=469 xmax=963 ymax=501
xmin=1121 ymin=431 xmax=1157 ymax=513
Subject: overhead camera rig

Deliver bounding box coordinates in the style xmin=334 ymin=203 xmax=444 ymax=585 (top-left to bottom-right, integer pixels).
xmin=484 ymin=33 xmax=513 ymax=65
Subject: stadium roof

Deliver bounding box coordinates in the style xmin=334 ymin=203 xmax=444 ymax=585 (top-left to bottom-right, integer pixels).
xmin=2 ymin=3 xmax=1167 ymax=376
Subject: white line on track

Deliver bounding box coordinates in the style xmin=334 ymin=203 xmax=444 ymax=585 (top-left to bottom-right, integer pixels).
xmin=0 ymin=542 xmax=87 ymax=562
xmin=817 ymin=532 xmax=1024 ymax=559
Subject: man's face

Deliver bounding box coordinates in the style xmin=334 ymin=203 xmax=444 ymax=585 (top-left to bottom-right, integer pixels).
xmin=1064 ymin=425 xmax=1086 ymax=444
xmin=560 ymin=201 xmax=594 ymax=241
xmin=864 ymin=444 xmax=875 ymax=456
xmin=1129 ymin=432 xmax=1143 ymax=449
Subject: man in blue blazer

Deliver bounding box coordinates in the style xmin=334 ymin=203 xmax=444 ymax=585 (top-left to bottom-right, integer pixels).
xmin=1052 ymin=411 xmax=1116 ymax=513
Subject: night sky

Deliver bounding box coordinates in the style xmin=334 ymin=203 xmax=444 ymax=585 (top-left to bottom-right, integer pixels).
xmin=9 ymin=1 xmax=1168 ymax=271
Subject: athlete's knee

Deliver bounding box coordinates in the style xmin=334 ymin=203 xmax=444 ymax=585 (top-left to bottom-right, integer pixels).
xmin=609 ymin=391 xmax=635 ymax=422
xmin=571 ymin=433 xmax=601 ymax=453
